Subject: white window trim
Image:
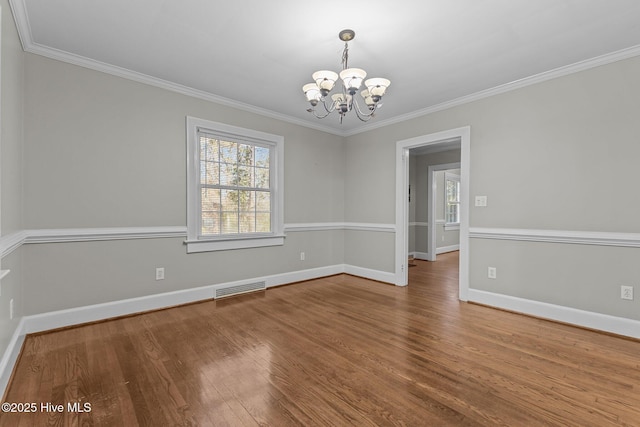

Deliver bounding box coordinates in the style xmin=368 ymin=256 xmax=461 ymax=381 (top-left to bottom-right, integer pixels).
xmin=185 ymin=117 xmax=284 ymax=253
xmin=444 ymin=172 xmax=461 ymax=228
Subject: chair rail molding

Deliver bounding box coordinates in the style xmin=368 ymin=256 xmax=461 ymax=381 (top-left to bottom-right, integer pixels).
xmin=470 ymin=227 xmax=640 ymax=247
xmin=1 ymin=223 xmax=398 ymax=259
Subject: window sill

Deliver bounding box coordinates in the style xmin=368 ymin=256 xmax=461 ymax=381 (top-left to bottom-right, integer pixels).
xmin=185 ymin=235 xmax=285 ymax=253
xmin=444 ymin=224 xmax=460 ymax=231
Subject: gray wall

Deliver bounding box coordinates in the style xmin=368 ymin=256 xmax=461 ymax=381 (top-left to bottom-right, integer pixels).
xmin=20 ymin=53 xmax=346 ymax=315
xmin=346 ymin=55 xmax=640 ymax=320
xmin=2 ymin=6 xmax=640 ymax=362
xmin=0 ymin=0 xmax=25 ymax=359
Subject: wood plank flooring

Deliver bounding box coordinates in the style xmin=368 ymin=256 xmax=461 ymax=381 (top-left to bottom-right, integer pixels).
xmin=2 ymin=252 xmax=639 ymax=426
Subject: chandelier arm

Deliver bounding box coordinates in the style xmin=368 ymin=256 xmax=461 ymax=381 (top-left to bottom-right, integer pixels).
xmin=307 ymin=97 xmax=338 ymax=119
xmin=352 ymin=97 xmax=376 ymax=121
xmin=320 ymin=97 xmax=337 ymax=114
xmin=309 ymin=107 xmax=333 ymax=119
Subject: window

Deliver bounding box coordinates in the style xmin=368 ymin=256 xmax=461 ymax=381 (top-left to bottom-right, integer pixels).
xmin=186 ymin=117 xmax=284 ymax=253
xmin=444 ymin=172 xmax=460 ymax=228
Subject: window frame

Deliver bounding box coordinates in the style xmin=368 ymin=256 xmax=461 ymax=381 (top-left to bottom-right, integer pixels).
xmin=444 ymin=172 xmax=461 ymax=230
xmin=186 ymin=117 xmax=284 ymax=253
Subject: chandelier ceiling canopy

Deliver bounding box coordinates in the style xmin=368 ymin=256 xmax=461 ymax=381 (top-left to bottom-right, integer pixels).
xmin=302 ymin=29 xmax=391 ymax=123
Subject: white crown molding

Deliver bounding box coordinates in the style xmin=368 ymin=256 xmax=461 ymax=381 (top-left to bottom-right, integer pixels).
xmin=342 ymin=44 xmax=640 ymax=137
xmin=468 ymin=289 xmax=640 ymax=340
xmin=26 ymin=42 xmax=345 ymax=137
xmin=470 ymin=227 xmax=640 ymax=248
xmin=8 ymin=0 xmax=342 ymax=137
xmin=10 ymin=0 xmax=640 ymax=138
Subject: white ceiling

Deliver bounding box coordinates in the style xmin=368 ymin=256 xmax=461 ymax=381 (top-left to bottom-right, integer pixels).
xmin=10 ymin=0 xmax=640 ymax=136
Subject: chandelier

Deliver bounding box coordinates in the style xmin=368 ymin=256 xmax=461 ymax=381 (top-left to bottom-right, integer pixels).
xmin=302 ymin=29 xmax=391 ymax=123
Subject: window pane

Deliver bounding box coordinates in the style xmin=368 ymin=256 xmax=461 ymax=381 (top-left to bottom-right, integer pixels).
xmin=255 ymin=146 xmax=270 ymax=167
xmin=446 ymin=180 xmax=456 ymax=202
xmin=446 ymin=203 xmax=460 ymax=224
xmin=220 ymin=163 xmax=237 ymax=186
xmin=255 ymin=167 xmax=270 ymax=189
xmin=256 ymin=212 xmax=271 ymax=233
xmin=221 ymin=190 xmax=239 ymax=212
xmin=201 ymin=188 xmax=220 ymax=211
xmin=201 ymin=211 xmax=220 ymax=235
xmin=238 ymin=144 xmax=253 ymax=165
xmin=236 ymin=166 xmax=254 ymax=188
xmin=201 ymin=137 xmax=219 ymax=162
xmin=201 ymin=161 xmax=219 ymax=185
xmin=256 ymin=191 xmax=270 ymax=211
xmin=221 ymin=212 xmax=238 ymax=234
xmin=239 ymin=212 xmax=256 ymax=233
xmin=219 ymin=140 xmax=237 ymax=163
xmin=238 ymin=190 xmax=254 ymax=212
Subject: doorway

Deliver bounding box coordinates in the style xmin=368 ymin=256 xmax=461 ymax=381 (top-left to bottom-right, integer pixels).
xmin=394 ymin=127 xmax=470 ymax=301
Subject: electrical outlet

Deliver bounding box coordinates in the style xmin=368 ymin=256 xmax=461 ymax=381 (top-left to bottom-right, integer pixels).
xmin=156 ymin=267 xmax=165 ymax=281
xmin=621 ymin=286 xmax=633 ymax=300
xmin=488 ymin=267 xmax=497 ymax=279
xmin=300 ymin=252 xmax=305 ymax=261
xmin=9 ymin=299 xmax=14 ymax=320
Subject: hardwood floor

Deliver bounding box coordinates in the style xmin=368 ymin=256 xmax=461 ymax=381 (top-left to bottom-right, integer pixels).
xmin=3 ymin=252 xmax=639 ymax=426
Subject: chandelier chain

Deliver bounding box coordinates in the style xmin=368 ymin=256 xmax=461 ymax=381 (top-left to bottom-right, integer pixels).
xmin=342 ymin=42 xmax=349 ymax=70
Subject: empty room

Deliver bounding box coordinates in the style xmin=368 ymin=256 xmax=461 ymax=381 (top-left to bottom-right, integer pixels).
xmin=1 ymin=0 xmax=639 ymax=425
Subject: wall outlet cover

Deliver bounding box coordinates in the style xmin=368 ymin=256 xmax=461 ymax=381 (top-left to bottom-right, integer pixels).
xmin=621 ymin=285 xmax=633 ymax=300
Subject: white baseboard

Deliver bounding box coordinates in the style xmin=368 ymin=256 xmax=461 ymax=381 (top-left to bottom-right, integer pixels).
xmin=413 ymin=252 xmax=430 ymax=260
xmin=0 ymin=318 xmax=26 ymax=399
xmin=21 ymin=264 xmax=346 ymax=335
xmin=468 ymin=289 xmax=640 ymax=339
xmin=18 ymin=263 xmax=391 ymax=335
xmin=0 ymin=263 xmax=366 ymax=397
xmin=344 ymin=265 xmax=396 ymax=283
xmin=436 ymin=244 xmax=460 ymax=254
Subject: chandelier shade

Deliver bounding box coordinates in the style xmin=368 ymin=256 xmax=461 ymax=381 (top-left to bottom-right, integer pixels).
xmin=365 ymin=78 xmax=391 ymax=101
xmin=302 ymin=83 xmax=321 ymax=105
xmin=302 ymin=29 xmax=390 ymax=122
xmin=312 ymin=70 xmax=339 ymax=95
xmin=339 ymin=68 xmax=367 ymax=94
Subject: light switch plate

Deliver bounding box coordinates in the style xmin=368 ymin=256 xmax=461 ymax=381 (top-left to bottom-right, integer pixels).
xmin=475 ymin=196 xmax=488 ymax=207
